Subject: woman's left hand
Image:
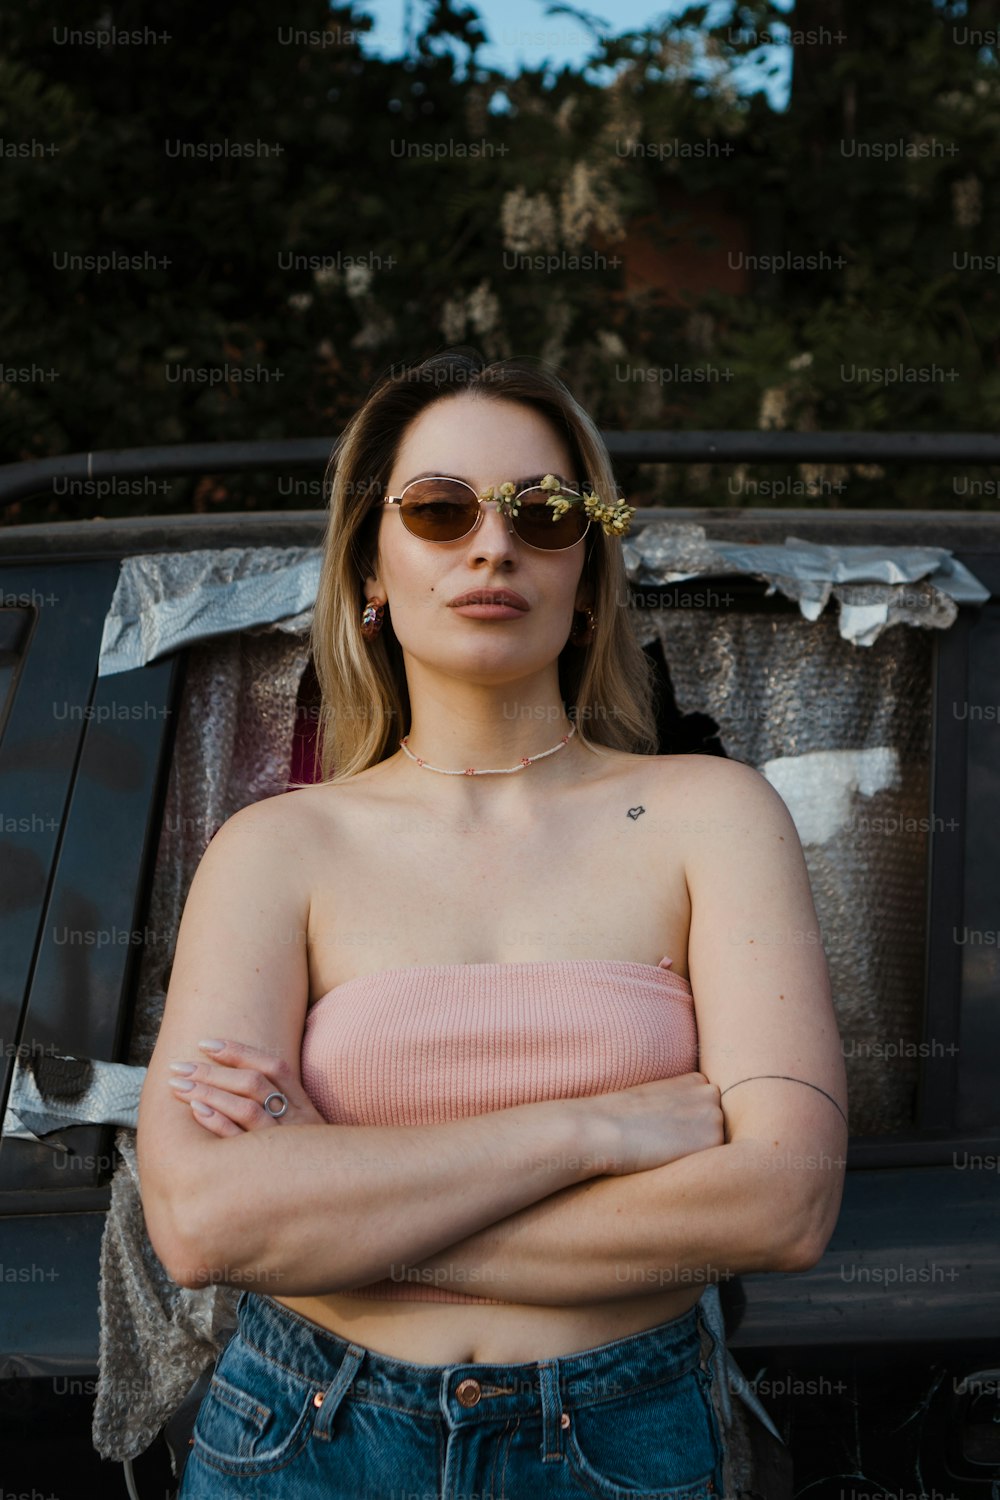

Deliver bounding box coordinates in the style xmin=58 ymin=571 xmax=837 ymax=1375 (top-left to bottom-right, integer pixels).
xmin=166 ymin=1039 xmax=328 ymax=1137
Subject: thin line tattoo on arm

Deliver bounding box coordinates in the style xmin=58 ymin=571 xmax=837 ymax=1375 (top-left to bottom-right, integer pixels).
xmin=719 ymin=1075 xmax=849 ymax=1129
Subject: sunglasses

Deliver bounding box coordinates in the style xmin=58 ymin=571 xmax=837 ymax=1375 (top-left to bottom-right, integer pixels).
xmin=382 ymin=476 xmax=591 ymax=552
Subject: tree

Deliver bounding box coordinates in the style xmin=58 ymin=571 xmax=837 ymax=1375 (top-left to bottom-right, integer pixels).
xmin=1 ymin=0 xmax=996 ymax=521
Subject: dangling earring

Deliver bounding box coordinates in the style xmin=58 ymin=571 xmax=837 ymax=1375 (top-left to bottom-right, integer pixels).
xmin=361 ymin=598 xmax=385 ymax=639
xmin=570 ymin=605 xmax=596 ymax=647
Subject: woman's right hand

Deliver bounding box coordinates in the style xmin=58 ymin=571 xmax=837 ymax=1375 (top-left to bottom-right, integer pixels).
xmin=578 ymin=1073 xmax=726 ymax=1176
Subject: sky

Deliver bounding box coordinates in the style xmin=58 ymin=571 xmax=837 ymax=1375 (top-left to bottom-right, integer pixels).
xmin=355 ymin=0 xmax=795 ymax=109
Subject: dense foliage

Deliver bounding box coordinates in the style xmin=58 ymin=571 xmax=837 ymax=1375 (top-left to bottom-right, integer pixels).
xmin=0 ymin=0 xmax=995 ymax=521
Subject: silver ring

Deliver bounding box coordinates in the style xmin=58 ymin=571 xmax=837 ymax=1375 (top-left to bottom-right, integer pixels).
xmin=262 ymin=1091 xmax=288 ymax=1118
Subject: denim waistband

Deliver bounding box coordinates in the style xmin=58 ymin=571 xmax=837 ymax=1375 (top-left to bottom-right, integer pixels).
xmin=235 ymin=1291 xmax=718 ymax=1431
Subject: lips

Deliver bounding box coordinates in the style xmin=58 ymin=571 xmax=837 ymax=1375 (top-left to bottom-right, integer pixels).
xmin=448 ymin=589 xmax=529 ymax=610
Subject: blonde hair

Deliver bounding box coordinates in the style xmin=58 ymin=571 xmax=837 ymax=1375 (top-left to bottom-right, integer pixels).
xmin=301 ymin=347 xmax=659 ymax=786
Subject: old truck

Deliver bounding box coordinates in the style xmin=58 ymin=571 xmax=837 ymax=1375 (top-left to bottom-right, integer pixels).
xmin=1 ymin=431 xmax=998 ymax=1497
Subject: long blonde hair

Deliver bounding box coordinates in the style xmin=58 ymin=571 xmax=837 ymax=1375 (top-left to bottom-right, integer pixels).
xmin=302 ymin=347 xmax=659 ymax=786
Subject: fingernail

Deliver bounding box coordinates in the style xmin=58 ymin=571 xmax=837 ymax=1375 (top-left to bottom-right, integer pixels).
xmin=192 ymin=1101 xmax=214 ymax=1116
xmin=169 ymin=1062 xmax=196 ymax=1075
xmin=198 ymin=1039 xmax=224 ymax=1052
xmin=170 ymin=1078 xmax=195 ymax=1091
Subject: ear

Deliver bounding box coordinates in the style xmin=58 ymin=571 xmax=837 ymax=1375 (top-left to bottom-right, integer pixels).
xmin=361 ymin=525 xmax=383 ymax=595
xmin=575 ymin=548 xmax=596 ymax=613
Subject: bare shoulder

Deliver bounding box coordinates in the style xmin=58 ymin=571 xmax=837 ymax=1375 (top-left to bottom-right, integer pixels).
xmin=209 ymin=781 xmax=352 ymax=859
xmin=660 ymin=754 xmax=813 ymax=922
xmin=215 ymin=785 xmax=327 ymax=838
xmin=605 ymin=749 xmax=784 ymax=817
xmin=654 ymin=752 xmax=792 ymax=823
xmin=628 ymin=753 xmax=803 ymax=877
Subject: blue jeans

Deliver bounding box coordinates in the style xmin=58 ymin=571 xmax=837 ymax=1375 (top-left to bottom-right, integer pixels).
xmin=179 ymin=1289 xmax=726 ymax=1499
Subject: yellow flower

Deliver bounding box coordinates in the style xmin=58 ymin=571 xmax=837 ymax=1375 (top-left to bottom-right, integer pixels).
xmin=478 ymin=477 xmax=633 ymax=536
xmin=583 ymin=491 xmax=634 ymax=536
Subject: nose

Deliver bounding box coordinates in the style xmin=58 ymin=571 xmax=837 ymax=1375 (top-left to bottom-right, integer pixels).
xmin=466 ymin=498 xmax=518 ymax=559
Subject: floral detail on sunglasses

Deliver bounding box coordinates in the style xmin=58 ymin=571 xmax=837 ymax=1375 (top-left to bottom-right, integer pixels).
xmin=477 ymin=473 xmax=635 ymax=538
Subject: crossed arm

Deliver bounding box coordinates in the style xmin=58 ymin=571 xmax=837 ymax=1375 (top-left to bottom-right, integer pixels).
xmin=140 ymin=758 xmax=848 ymax=1296
xmin=366 ymin=1094 xmax=847 ymax=1305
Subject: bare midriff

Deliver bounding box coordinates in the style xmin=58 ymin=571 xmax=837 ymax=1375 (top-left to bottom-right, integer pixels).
xmin=269 ymin=1285 xmax=705 ymax=1365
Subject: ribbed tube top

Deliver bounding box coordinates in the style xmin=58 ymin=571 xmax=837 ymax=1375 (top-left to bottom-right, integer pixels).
xmin=300 ymin=956 xmax=697 ymax=1304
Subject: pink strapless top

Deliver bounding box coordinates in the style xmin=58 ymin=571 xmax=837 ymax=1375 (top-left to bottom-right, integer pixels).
xmin=300 ymin=956 xmax=697 ymax=1304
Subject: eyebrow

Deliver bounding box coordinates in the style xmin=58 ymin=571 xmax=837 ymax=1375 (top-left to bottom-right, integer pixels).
xmin=402 ymin=472 xmax=577 ymax=489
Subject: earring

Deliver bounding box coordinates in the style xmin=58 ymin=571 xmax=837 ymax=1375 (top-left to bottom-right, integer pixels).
xmin=570 ymin=605 xmax=596 ymax=647
xmin=361 ymin=598 xmax=385 ymax=639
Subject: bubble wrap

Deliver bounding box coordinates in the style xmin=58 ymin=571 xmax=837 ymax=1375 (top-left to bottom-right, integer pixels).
xmin=644 ymin=607 xmax=932 ymax=1135
xmin=92 ymin=625 xmax=312 ymax=1462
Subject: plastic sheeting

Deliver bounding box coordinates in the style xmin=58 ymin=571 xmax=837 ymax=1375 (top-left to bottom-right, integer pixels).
xmin=98 ymin=545 xmax=321 ymax=676
xmin=2 ymin=1053 xmax=145 ymax=1146
xmin=96 ymin=527 xmax=989 ymax=677
xmin=758 ymin=747 xmax=901 ymax=846
xmin=623 ymin=522 xmax=988 ymax=646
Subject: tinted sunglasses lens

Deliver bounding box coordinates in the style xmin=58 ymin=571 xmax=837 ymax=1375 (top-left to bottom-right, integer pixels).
xmin=397 ymin=479 xmax=589 ymax=549
xmin=399 ymin=479 xmax=477 ymax=540
xmin=512 ymin=488 xmax=588 ymax=550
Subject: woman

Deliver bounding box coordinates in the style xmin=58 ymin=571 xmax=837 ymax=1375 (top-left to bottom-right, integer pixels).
xmin=138 ymin=347 xmax=848 ymax=1499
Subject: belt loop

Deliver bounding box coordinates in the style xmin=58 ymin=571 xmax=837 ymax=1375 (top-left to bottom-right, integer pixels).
xmin=537 ymin=1359 xmax=565 ymax=1463
xmin=312 ymin=1342 xmax=366 ymax=1441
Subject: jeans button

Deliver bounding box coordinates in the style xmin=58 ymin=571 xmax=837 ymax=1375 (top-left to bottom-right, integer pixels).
xmin=455 ymin=1377 xmax=482 ymax=1407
